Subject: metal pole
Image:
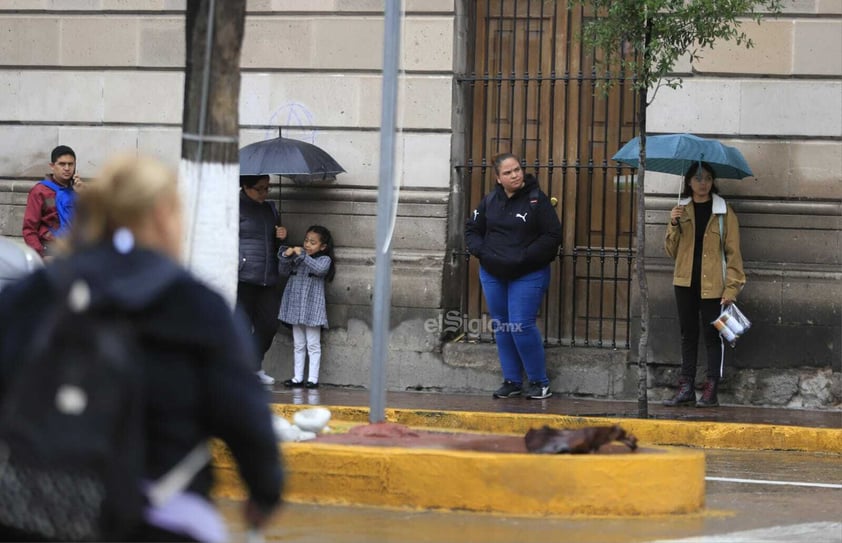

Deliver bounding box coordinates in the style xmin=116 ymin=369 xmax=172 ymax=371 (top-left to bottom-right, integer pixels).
xmin=370 ymin=1 xmax=401 ymax=423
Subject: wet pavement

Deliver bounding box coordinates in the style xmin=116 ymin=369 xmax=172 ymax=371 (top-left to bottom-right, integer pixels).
xmin=221 ymin=448 xmax=842 ymax=543
xmin=269 ymin=386 xmax=842 ymax=429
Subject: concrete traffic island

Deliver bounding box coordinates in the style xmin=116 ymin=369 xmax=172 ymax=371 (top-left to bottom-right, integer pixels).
xmin=212 ymin=405 xmax=707 ymax=517
xmin=268 ymin=404 xmax=842 ymax=454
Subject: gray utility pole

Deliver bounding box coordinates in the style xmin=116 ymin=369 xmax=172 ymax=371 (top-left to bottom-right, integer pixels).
xmin=370 ymin=2 xmax=402 ymax=423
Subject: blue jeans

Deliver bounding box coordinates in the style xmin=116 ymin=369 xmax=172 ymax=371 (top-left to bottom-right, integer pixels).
xmin=479 ymin=266 xmax=551 ymax=386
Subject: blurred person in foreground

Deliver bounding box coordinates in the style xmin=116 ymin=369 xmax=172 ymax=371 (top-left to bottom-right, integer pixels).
xmin=0 ymin=155 xmax=282 ymax=541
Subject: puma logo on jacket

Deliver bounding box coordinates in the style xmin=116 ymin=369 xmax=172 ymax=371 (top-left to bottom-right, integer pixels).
xmin=464 ymin=174 xmax=561 ymax=280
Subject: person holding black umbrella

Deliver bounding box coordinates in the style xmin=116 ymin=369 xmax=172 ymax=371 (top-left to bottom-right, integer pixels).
xmin=663 ymin=162 xmax=746 ymax=408
xmin=237 ymin=175 xmax=287 ymax=386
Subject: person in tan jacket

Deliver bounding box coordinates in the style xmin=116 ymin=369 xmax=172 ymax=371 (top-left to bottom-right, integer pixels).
xmin=663 ymin=162 xmax=745 ymax=407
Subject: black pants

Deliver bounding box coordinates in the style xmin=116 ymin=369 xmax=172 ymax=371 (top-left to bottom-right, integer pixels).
xmin=674 ymin=285 xmax=724 ymax=381
xmin=236 ymin=281 xmax=283 ymax=372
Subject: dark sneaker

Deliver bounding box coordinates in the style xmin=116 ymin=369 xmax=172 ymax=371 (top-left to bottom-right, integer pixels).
xmin=283 ymin=379 xmax=304 ymax=388
xmin=663 ymin=376 xmax=696 ymax=407
xmin=305 ymin=381 xmax=319 ymax=389
xmin=492 ymin=380 xmax=522 ymax=398
xmin=524 ymin=382 xmax=552 ymax=399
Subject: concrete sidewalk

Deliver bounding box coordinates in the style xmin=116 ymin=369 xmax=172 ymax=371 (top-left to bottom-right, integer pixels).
xmin=270 ymin=386 xmax=841 ymax=429
xmin=268 ymin=386 xmax=842 ymax=455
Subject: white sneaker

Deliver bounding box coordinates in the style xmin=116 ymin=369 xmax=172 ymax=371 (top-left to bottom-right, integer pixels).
xmin=256 ymin=370 xmax=275 ymax=386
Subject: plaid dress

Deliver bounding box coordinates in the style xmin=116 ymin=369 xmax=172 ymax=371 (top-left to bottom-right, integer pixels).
xmin=277 ymin=249 xmax=331 ymax=328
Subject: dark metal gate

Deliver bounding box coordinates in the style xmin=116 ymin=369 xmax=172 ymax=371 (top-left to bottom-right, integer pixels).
xmin=455 ymin=1 xmax=638 ymax=348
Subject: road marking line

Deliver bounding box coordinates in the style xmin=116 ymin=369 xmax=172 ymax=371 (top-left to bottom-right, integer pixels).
xmin=649 ymin=521 xmax=842 ymax=542
xmin=706 ymin=476 xmax=842 ymax=489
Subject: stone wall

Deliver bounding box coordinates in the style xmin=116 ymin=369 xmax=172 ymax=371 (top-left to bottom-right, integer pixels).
xmin=0 ymin=1 xmax=839 ymax=406
xmin=0 ymin=1 xmax=457 ymax=396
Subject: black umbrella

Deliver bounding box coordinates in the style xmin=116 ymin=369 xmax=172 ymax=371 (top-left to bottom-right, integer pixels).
xmin=239 ymin=135 xmax=345 ymax=184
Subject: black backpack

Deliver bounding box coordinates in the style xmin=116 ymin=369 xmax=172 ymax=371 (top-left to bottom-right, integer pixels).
xmin=0 ymin=277 xmax=146 ymax=541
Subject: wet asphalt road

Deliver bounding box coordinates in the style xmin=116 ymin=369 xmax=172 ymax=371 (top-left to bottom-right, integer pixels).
xmin=221 ymin=448 xmax=842 ymax=543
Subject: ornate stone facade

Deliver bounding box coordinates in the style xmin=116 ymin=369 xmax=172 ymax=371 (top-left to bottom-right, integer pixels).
xmin=0 ymin=1 xmax=838 ymax=405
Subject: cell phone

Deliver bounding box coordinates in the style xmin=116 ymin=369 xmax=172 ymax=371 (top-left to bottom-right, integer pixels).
xmin=72 ymin=170 xmax=84 ymax=190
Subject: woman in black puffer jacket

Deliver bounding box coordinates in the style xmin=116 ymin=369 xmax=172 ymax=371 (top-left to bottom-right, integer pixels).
xmin=237 ymin=175 xmax=287 ymax=385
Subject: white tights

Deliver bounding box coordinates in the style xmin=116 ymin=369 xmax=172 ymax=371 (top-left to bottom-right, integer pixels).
xmin=292 ymin=325 xmax=322 ymax=383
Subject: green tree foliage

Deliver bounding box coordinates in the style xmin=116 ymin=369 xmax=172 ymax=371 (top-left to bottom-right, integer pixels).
xmin=573 ymin=0 xmax=784 ymax=97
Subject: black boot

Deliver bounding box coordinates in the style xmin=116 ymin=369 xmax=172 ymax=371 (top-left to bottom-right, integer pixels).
xmin=696 ymin=378 xmax=719 ymax=407
xmin=662 ymin=376 xmax=696 ymax=407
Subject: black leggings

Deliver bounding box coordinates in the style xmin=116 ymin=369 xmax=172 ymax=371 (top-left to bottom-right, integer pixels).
xmin=674 ymin=285 xmax=724 ymax=381
xmin=236 ymin=281 xmax=283 ymax=371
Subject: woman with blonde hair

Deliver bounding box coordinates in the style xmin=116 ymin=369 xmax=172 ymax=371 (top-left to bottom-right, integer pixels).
xmin=0 ymin=156 xmax=282 ymax=541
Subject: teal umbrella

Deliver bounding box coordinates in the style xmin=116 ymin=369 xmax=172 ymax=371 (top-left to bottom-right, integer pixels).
xmin=612 ymin=133 xmax=754 ymax=180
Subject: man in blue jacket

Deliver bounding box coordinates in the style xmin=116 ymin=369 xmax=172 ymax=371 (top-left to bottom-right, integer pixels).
xmin=22 ymin=145 xmax=81 ymax=258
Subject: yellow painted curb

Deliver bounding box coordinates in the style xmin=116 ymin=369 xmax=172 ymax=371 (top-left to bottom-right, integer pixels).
xmin=213 ymin=440 xmax=704 ymax=517
xmin=270 ymin=404 xmax=842 ymax=454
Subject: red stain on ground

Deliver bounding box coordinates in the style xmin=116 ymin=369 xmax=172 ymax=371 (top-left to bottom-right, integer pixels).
xmin=314 ymin=422 xmax=646 ymax=454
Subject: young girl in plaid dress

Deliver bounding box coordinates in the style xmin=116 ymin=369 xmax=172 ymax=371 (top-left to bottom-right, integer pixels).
xmin=278 ymin=225 xmax=336 ymax=388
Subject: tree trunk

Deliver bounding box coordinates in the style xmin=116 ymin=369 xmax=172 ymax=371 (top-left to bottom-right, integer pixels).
xmin=635 ymin=85 xmax=649 ymax=418
xmin=635 ymin=24 xmax=652 ymax=418
xmin=180 ymin=0 xmax=247 ymax=307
